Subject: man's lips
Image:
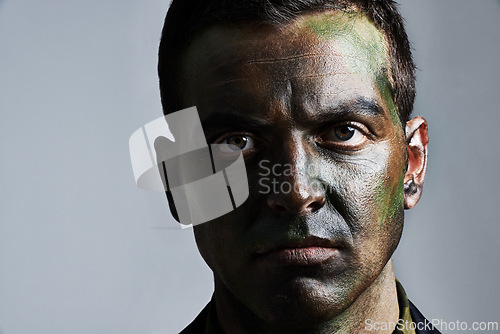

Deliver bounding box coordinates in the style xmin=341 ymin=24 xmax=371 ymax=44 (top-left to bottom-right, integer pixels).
xmin=253 ymin=237 xmax=341 ymax=266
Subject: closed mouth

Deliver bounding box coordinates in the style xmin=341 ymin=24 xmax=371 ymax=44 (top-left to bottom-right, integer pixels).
xmin=254 ymin=236 xmax=342 ymax=266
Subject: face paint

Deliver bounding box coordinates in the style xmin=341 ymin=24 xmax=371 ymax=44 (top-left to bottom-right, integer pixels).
xmin=305 ymin=12 xmax=402 ymax=126
xmin=375 ymin=173 xmax=405 ymax=228
xmin=377 ymin=73 xmax=402 ymax=126
xmin=305 ymin=13 xmax=385 ymax=75
xmin=178 ymin=10 xmax=409 ymax=329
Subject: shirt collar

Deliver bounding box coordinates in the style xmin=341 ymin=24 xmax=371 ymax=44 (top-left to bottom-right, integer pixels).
xmin=192 ymin=280 xmax=416 ymax=334
xmin=393 ymin=279 xmax=416 ymax=334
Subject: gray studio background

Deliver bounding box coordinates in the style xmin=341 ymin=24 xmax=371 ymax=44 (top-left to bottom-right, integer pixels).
xmin=0 ymin=0 xmax=499 ymax=333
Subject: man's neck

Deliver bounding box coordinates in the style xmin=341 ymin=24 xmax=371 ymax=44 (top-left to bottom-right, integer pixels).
xmin=214 ymin=259 xmax=400 ymax=334
xmin=329 ymin=259 xmax=400 ymax=334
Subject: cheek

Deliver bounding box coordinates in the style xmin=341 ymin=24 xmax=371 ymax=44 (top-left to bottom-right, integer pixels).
xmin=193 ymin=224 xmax=217 ymax=270
xmin=192 ymin=208 xmax=250 ymax=278
xmin=319 ymin=144 xmax=406 ymax=244
xmin=193 ymin=222 xmax=233 ymax=275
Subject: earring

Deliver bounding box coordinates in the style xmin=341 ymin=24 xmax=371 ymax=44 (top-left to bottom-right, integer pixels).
xmin=404 ymin=177 xmax=418 ymax=195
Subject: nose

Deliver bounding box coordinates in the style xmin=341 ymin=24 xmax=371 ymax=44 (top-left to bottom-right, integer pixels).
xmin=265 ymin=138 xmax=326 ymax=216
xmin=267 ymin=188 xmax=326 ymax=216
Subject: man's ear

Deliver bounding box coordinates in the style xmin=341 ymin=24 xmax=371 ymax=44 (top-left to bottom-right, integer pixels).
xmin=404 ymin=117 xmax=429 ymax=209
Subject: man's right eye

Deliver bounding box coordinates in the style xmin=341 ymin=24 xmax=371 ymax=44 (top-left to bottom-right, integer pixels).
xmin=215 ymin=134 xmax=256 ymax=154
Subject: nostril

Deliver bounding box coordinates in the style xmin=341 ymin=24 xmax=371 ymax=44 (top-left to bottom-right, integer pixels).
xmin=267 ymin=196 xmax=325 ymax=216
xmin=267 ymin=198 xmax=289 ymax=215
xmin=306 ymin=198 xmax=325 ymax=213
xmin=271 ymin=203 xmax=288 ymax=214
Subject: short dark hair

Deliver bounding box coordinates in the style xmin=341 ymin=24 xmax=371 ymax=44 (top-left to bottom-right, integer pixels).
xmin=158 ymin=0 xmax=415 ymax=124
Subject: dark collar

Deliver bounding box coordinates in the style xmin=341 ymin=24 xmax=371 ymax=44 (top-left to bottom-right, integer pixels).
xmin=394 ymin=280 xmax=441 ymax=334
xmin=409 ymin=300 xmax=442 ymax=334
xmin=181 ymin=282 xmax=441 ymax=334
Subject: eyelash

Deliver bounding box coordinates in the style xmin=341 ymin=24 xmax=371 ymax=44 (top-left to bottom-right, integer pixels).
xmin=213 ymin=132 xmax=260 ymax=156
xmin=315 ymin=122 xmax=371 ymax=151
xmin=212 ymin=121 xmax=371 ymax=156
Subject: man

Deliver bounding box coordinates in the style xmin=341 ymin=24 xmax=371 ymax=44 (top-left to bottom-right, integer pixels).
xmin=157 ymin=0 xmax=439 ymax=333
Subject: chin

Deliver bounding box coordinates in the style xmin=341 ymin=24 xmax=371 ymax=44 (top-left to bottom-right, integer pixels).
xmin=252 ymin=276 xmax=352 ymax=325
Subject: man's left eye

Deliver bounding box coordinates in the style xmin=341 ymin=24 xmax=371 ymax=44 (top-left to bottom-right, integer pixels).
xmin=317 ymin=124 xmax=367 ymax=148
xmin=333 ymin=125 xmax=357 ymax=141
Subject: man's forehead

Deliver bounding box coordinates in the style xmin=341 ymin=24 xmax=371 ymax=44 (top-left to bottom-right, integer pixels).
xmin=179 ymin=10 xmax=398 ymax=127
xmin=182 ymin=10 xmax=389 ymax=79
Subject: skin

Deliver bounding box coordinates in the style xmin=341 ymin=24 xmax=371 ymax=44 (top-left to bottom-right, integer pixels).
xmin=172 ymin=10 xmax=428 ymax=334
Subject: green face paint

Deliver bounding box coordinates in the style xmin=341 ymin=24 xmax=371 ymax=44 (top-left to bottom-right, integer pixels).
xmin=304 ymin=12 xmax=402 ymax=127
xmin=305 ymin=13 xmax=386 ymax=75
xmin=375 ymin=173 xmax=405 ymax=227
xmin=377 ymin=73 xmax=401 ymax=126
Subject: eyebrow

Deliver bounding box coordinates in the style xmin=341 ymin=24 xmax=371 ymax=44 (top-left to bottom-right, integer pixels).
xmin=201 ymin=111 xmax=273 ymax=138
xmin=200 ymin=97 xmax=385 ymax=137
xmin=300 ymin=97 xmax=385 ymax=127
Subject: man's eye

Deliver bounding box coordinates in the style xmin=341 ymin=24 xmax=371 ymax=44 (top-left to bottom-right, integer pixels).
xmin=317 ymin=124 xmax=367 ymax=148
xmin=333 ymin=125 xmax=356 ymax=141
xmin=217 ymin=135 xmax=255 ymax=153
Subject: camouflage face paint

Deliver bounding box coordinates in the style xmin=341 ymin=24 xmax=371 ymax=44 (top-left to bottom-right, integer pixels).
xmin=180 ymin=13 xmax=410 ymax=332
xmin=304 ymin=12 xmax=401 ymax=126
xmin=375 ymin=173 xmax=405 ymax=227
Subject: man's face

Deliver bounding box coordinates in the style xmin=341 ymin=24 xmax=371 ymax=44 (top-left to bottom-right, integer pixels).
xmin=179 ymin=11 xmax=408 ymax=324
